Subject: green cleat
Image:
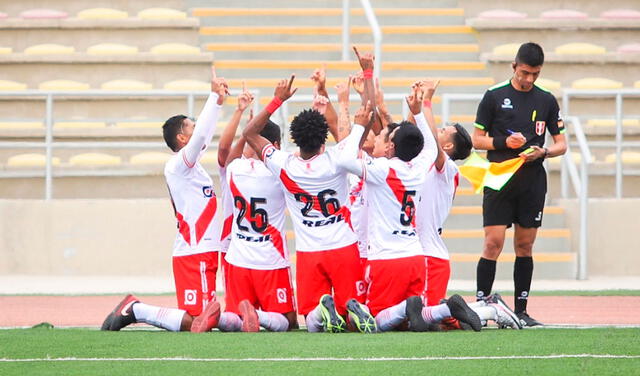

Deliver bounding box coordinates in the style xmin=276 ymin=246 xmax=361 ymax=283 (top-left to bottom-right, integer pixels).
xmin=346 ymin=299 xmax=377 ymax=334
xmin=319 ymin=294 xmax=346 ymax=333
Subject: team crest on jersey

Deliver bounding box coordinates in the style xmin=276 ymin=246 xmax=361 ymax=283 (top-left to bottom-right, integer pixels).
xmin=202 ymin=186 xmax=213 ymax=197
xmin=535 ymin=121 xmax=546 ymax=136
xmin=501 ymin=98 xmax=513 ymax=109
xmin=184 ymin=289 xmax=197 ymax=305
xmin=276 ymin=288 xmax=288 ymax=303
xmin=355 ymin=281 xmax=367 ymax=296
xmin=264 ymin=146 xmax=275 ymax=159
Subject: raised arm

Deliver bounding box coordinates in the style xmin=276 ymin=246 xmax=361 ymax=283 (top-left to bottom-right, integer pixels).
xmin=311 ymin=65 xmax=339 ymax=142
xmin=217 ymin=82 xmax=253 ymax=167
xmin=243 ymin=75 xmax=297 ymax=159
xmin=182 ymin=66 xmax=228 ymax=167
xmin=406 ymin=83 xmax=436 ymax=163
xmin=374 ymin=78 xmax=392 ymax=134
xmin=334 ymin=77 xmax=352 ymax=142
xmin=353 ymin=46 xmax=376 ymax=148
xmin=337 ymin=102 xmax=373 ymax=177
xmin=419 ymin=79 xmax=447 ymax=170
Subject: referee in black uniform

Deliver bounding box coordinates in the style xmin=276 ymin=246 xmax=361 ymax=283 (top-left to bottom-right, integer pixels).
xmin=472 ymin=42 xmax=567 ymax=327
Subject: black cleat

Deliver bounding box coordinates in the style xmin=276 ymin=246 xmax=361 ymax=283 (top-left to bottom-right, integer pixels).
xmin=104 ymin=294 xmax=139 ymax=331
xmin=346 ymin=299 xmax=377 ymax=333
xmin=516 ymin=311 xmax=544 ymax=327
xmin=405 ymin=296 xmax=429 ymax=332
xmin=446 ymin=294 xmax=482 ymax=332
xmin=319 ymin=294 xmax=345 ymax=333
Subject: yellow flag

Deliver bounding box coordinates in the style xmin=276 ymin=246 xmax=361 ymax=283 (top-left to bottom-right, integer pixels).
xmin=459 ymin=152 xmax=524 ymax=193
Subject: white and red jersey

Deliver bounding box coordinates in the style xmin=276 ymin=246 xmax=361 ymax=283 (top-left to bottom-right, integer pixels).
xmin=164 ymin=92 xmax=222 ymax=257
xmin=416 ymin=158 xmax=460 ymax=260
xmin=217 ymin=164 xmax=233 ymax=253
xmin=224 ymin=157 xmax=289 ymax=270
xmin=348 ymin=172 xmax=368 ymax=259
xmin=261 ymin=143 xmax=357 ymax=253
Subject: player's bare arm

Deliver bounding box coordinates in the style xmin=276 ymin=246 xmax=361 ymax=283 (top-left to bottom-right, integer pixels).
xmin=311 ymin=65 xmax=339 ymax=141
xmin=218 ymin=81 xmax=254 ymax=167
xmin=334 ymin=76 xmax=351 ymax=142
xmin=337 ymin=101 xmax=374 ymax=177
xmin=419 ymin=78 xmax=447 ymax=170
xmin=243 ymin=75 xmax=297 ymax=159
xmin=374 ymin=78 xmax=392 ymax=133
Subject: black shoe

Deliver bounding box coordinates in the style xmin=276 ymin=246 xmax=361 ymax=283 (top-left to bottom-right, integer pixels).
xmin=405 ymin=296 xmax=429 ymax=332
xmin=516 ymin=311 xmax=544 ymax=327
xmin=446 ymin=294 xmax=482 ymax=332
xmin=104 ymin=294 xmax=139 ymax=331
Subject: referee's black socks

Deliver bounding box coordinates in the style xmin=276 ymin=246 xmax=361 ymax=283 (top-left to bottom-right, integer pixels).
xmin=514 ymin=256 xmax=534 ymax=313
xmin=476 ymin=257 xmax=496 ymax=301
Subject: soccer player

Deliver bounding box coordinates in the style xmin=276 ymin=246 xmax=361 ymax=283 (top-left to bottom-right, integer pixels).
xmin=243 ymin=73 xmax=374 ymax=333
xmin=102 ymin=67 xmax=229 ymax=332
xmin=472 ymin=42 xmax=567 ymax=327
xmin=209 ymin=80 xmax=299 ymax=333
xmin=337 ymin=82 xmax=482 ymax=333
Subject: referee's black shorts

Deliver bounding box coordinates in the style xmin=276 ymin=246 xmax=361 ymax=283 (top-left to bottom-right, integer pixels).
xmin=482 ymin=163 xmax=547 ymax=228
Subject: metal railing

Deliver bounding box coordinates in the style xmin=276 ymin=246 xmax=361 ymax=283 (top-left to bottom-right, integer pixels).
xmin=562 ymin=88 xmax=640 ymax=198
xmin=0 ymin=90 xmax=261 ymax=199
xmin=341 ymin=0 xmax=382 ymax=77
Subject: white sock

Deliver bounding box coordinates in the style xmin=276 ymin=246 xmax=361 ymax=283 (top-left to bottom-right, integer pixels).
xmin=468 ymin=300 xmax=486 ymax=309
xmin=471 ymin=306 xmax=497 ymax=322
xmin=375 ymin=300 xmax=406 ymax=332
xmin=132 ymin=303 xmax=185 ymax=332
xmin=421 ymin=303 xmax=451 ymax=323
xmin=257 ymin=310 xmax=289 ymax=332
xmin=305 ymin=305 xmax=324 ymax=333
xmin=218 ymin=312 xmax=242 ymax=332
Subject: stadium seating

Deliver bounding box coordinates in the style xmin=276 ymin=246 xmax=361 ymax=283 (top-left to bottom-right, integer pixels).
xmin=100 ymin=79 xmax=153 ymax=91
xmin=76 ymin=8 xmax=128 ymax=20
xmin=24 ymin=44 xmax=75 ymax=55
xmin=150 ymin=43 xmax=201 ymax=54
xmin=539 ymin=9 xmax=588 ymax=19
xmin=7 ymin=153 xmax=60 ymax=167
xmin=54 ymin=122 xmax=106 ymax=129
xmin=571 ymin=78 xmax=624 ymax=89
xmin=19 ymin=9 xmax=68 ymax=19
xmin=555 ymin=43 xmax=606 ymax=55
xmin=86 ymin=43 xmax=139 ymax=55
xmin=38 ymin=80 xmax=90 ymax=90
xmin=163 ymin=80 xmax=210 ymax=91
xmin=129 ymin=152 xmax=173 ymax=165
xmin=587 ymin=119 xmax=640 ymax=127
xmin=68 ymin=153 xmax=122 ymax=166
xmin=605 ymin=151 xmax=640 ymax=164
xmin=0 ymin=12 xmax=7 ymax=19
xmin=476 ymin=10 xmax=527 ymax=19
xmin=600 ymin=9 xmax=640 ymax=19
xmin=137 ymin=8 xmax=187 ymax=20
xmin=0 ymin=80 xmax=27 ymax=90
xmin=617 ymin=43 xmax=640 ymax=53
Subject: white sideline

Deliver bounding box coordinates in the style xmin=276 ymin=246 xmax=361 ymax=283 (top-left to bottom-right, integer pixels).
xmin=1 ymin=354 xmax=639 ymax=363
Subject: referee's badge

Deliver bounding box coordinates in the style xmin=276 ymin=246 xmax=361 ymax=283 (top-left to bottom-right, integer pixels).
xmin=535 ymin=121 xmax=546 ymax=136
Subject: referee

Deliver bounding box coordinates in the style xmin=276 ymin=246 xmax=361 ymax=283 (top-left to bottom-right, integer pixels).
xmin=472 ymin=42 xmax=567 ymax=327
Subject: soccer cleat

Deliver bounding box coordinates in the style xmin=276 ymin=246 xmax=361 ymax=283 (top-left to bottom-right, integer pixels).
xmin=104 ymin=294 xmax=139 ymax=331
xmin=190 ymin=300 xmax=221 ymax=333
xmin=319 ymin=294 xmax=346 ymax=333
xmin=516 ymin=311 xmax=544 ymax=327
xmin=446 ymin=294 xmax=482 ymax=332
xmin=439 ymin=317 xmax=472 ymax=331
xmin=405 ymin=296 xmax=429 ymax=332
xmin=487 ymin=293 xmax=522 ymax=330
xmin=346 ymin=299 xmax=377 ymax=334
xmin=238 ymin=300 xmax=260 ymax=332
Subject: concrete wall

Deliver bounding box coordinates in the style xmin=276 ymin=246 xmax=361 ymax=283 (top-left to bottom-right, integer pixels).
xmin=558 ymin=198 xmax=640 ymax=277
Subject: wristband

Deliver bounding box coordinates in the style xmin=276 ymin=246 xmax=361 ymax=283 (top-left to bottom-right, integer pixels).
xmin=265 ymin=96 xmax=283 ymax=114
xmin=492 ymin=136 xmax=507 ymax=150
xmin=543 ymin=147 xmax=549 ymax=159
xmin=363 ymin=69 xmax=373 ymax=79
xmin=422 ymin=99 xmax=432 ymax=109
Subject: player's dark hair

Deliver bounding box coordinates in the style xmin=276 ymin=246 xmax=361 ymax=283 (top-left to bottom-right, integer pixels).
xmin=162 ymin=115 xmax=187 ymax=152
xmin=391 ymin=121 xmax=424 ymax=162
xmin=289 ymin=109 xmax=328 ymax=154
xmin=515 ymin=42 xmax=544 ymax=67
xmin=384 ymin=122 xmax=400 ymax=142
xmin=450 ymin=123 xmax=473 ymax=161
xmin=261 ymin=119 xmax=281 ymax=144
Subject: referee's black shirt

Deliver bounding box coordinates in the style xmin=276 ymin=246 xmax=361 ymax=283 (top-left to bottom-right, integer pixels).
xmin=474 ymin=80 xmax=565 ymax=164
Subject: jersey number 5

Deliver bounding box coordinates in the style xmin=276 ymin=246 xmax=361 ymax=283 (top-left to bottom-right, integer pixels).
xmin=233 ymin=196 xmax=268 ymax=232
xmin=400 ymin=190 xmax=416 ymax=226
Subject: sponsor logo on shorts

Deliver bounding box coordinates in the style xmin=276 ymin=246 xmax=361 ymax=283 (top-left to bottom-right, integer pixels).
xmin=535 ymin=121 xmax=546 ymax=136
xmin=184 ymin=289 xmax=197 ymax=305
xmin=501 ymin=98 xmax=513 ymax=109
xmin=276 ymin=288 xmax=287 ymax=303
xmin=534 ymin=211 xmax=542 ymax=221
xmin=356 ymin=281 xmax=367 ymax=296
xmin=202 ymin=186 xmax=213 ymax=198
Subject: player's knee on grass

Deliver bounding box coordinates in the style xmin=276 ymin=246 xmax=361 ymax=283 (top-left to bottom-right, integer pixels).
xmin=180 ymin=313 xmax=194 ymax=332
xmin=284 ymin=311 xmax=299 ymax=331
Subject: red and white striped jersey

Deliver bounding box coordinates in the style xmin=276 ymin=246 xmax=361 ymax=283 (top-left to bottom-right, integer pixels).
xmin=164 ymin=92 xmax=222 ymax=257
xmin=217 ymin=164 xmax=233 ymax=253
xmin=165 ymin=154 xmax=221 ymax=257
xmin=416 ymin=158 xmax=460 ymax=260
xmin=261 ymin=143 xmax=357 ymax=253
xmin=224 ymin=157 xmax=289 ymax=270
xmin=348 ymin=172 xmax=368 ymax=259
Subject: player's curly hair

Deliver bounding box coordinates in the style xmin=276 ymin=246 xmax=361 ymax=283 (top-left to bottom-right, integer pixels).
xmin=162 ymin=115 xmax=187 ymax=152
xmin=391 ymin=121 xmax=424 ymax=162
xmin=289 ymin=109 xmax=328 ymax=154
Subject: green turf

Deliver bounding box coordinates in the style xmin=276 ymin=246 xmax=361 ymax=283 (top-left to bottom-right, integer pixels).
xmin=1 ymin=328 xmax=638 ymax=375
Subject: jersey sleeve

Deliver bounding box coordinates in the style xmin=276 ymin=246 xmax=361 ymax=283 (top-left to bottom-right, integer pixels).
xmin=335 ymin=123 xmax=366 ymax=177
xmin=412 ymin=111 xmax=438 ymax=167
xmin=261 ymin=144 xmax=288 ymax=176
xmin=179 ymin=92 xmax=222 ymax=170
xmin=364 ymin=157 xmax=389 ymax=186
xmin=546 ymin=95 xmax=563 ymax=136
xmin=474 ymin=90 xmax=494 ymax=133
xmin=437 ymin=157 xmax=459 ymax=184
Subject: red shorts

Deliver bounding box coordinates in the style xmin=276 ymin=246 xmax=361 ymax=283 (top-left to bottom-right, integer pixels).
xmin=365 ymin=255 xmax=426 ymax=316
xmin=172 ymin=251 xmax=218 ymax=316
xmin=224 ymin=263 xmax=295 ymax=315
xmin=423 ymin=256 xmax=451 ymax=306
xmin=296 ymin=243 xmax=366 ymax=316
xmin=220 ymin=252 xmax=230 ymax=291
